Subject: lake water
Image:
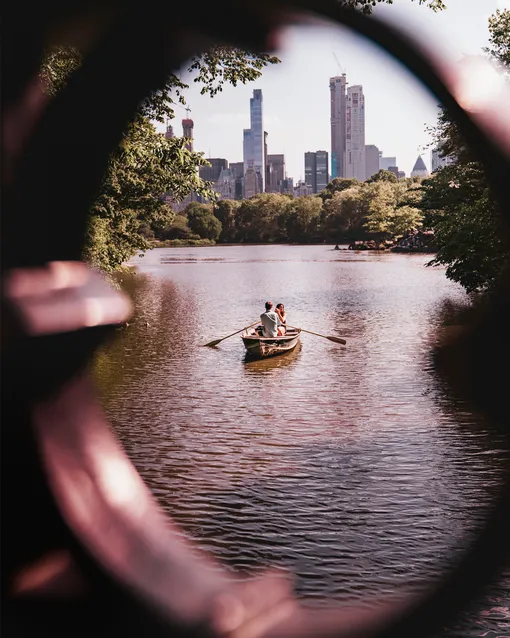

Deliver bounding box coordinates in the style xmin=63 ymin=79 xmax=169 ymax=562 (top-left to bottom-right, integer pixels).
xmin=94 ymin=245 xmax=510 ymax=635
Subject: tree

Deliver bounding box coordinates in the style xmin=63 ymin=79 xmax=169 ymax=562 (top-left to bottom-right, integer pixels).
xmin=485 ymin=9 xmax=510 ymax=67
xmin=345 ymin=0 xmax=445 ymax=12
xmin=421 ymin=9 xmax=510 ymax=293
xmin=82 ymin=117 xmax=212 ymax=271
xmin=366 ymin=169 xmax=398 ymax=184
xmin=319 ymin=178 xmax=361 ymax=202
xmin=213 ymin=199 xmax=239 ymax=243
xmin=186 ymin=204 xmax=222 ymax=241
xmin=420 ymin=163 xmax=509 ymax=293
xmin=364 ymin=182 xmax=423 ymax=238
xmin=235 ymin=193 xmax=290 ymax=243
xmin=322 ymin=185 xmax=368 ymax=241
xmin=286 ymin=196 xmax=322 ymax=243
xmin=160 ymin=214 xmax=196 ymax=240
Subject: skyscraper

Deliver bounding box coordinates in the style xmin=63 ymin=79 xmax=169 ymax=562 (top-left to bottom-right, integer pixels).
xmin=365 ymin=144 xmax=380 ymax=179
xmin=345 ymin=85 xmax=366 ymax=181
xmin=316 ymin=150 xmax=329 ymax=192
xmin=243 ymin=129 xmax=253 ymax=172
xmin=243 ymin=89 xmax=264 ymax=193
xmin=251 ymin=90 xmax=264 ymax=191
xmin=294 ymin=181 xmax=313 ymax=197
xmin=244 ymin=168 xmax=259 ymax=199
xmin=304 ymin=152 xmax=317 ymax=193
xmin=411 ymin=155 xmax=429 ymax=178
xmin=230 ymin=161 xmax=245 ymax=199
xmin=174 ymin=118 xmax=200 ymax=211
xmin=267 ymin=154 xmax=285 ymax=192
xmin=243 ymin=129 xmax=258 ymax=198
xmin=281 ymin=177 xmax=294 ymax=196
xmin=304 ymin=151 xmax=329 ymax=194
xmin=380 ymin=156 xmax=397 ymax=171
xmin=264 ymin=131 xmax=269 ymax=191
xmin=165 ymin=123 xmax=174 ymax=139
xmin=330 ymin=75 xmax=347 ymax=179
xmin=199 ymin=158 xmax=228 ymax=182
xmin=215 ymin=168 xmax=236 ymax=200
xmin=230 ymin=162 xmax=244 ymax=179
xmin=182 ymin=118 xmax=194 ymax=152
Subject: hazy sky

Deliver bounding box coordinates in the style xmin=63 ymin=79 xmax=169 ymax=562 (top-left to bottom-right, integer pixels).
xmin=158 ymin=0 xmax=509 ymax=180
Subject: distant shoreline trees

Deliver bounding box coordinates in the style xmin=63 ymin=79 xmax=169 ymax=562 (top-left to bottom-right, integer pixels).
xmin=153 ymin=172 xmax=425 ymax=246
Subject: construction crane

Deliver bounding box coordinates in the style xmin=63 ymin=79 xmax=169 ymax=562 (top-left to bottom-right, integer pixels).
xmin=172 ymin=103 xmax=192 ymax=117
xmin=332 ymin=52 xmax=346 ymax=76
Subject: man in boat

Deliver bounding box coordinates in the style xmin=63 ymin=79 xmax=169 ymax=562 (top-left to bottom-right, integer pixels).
xmin=260 ymin=301 xmax=286 ymax=337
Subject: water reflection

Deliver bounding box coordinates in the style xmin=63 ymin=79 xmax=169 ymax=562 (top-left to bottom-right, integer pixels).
xmin=94 ymin=245 xmax=509 ymax=631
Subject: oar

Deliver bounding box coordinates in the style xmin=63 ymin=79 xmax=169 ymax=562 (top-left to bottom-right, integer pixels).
xmin=287 ymin=325 xmax=346 ymax=346
xmin=203 ymin=321 xmax=260 ymax=348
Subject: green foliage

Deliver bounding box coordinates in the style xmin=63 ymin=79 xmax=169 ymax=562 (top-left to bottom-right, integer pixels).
xmin=235 ymin=193 xmax=291 ymax=243
xmin=319 ymin=180 xmax=423 ymax=241
xmin=322 ymin=186 xmax=368 ymax=240
xmin=364 ymin=182 xmax=423 ymax=238
xmin=224 ymin=179 xmax=423 ymax=244
xmin=420 ymin=163 xmax=509 ymax=293
xmin=421 ymin=8 xmax=510 ymax=293
xmin=345 ymin=0 xmax=446 ymax=12
xmin=186 ymin=203 xmax=222 ymax=240
xmin=188 ymin=48 xmax=280 ymax=97
xmin=319 ymin=177 xmax=361 ymax=202
xmin=368 ymin=203 xmax=423 ymax=238
xmin=213 ymin=199 xmax=240 ymax=243
xmin=39 ymin=46 xmax=81 ymax=94
xmin=485 ymin=9 xmax=510 ymax=67
xmin=363 ymin=182 xmax=397 ymax=236
xmin=366 ymin=169 xmax=398 ymax=183
xmin=82 ymin=117 xmax=213 ymax=271
xmin=160 ymin=214 xmax=197 ymax=240
xmin=286 ymin=196 xmax=322 ymax=242
xmin=153 ymin=238 xmax=215 ymax=248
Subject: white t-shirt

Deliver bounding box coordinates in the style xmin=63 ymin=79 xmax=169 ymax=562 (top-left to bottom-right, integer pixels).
xmin=260 ymin=310 xmax=281 ymax=337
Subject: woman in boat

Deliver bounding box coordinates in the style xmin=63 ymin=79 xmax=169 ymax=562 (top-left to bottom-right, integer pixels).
xmin=275 ymin=303 xmax=287 ymax=333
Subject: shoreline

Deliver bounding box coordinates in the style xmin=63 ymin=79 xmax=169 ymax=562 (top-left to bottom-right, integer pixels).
xmin=149 ymin=240 xmax=436 ymax=254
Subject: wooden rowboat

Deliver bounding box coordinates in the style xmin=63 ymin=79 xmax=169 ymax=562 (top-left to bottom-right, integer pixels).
xmin=241 ymin=326 xmax=301 ymax=359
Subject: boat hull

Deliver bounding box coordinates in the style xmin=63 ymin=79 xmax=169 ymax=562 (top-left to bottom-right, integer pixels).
xmin=241 ymin=328 xmax=301 ymax=359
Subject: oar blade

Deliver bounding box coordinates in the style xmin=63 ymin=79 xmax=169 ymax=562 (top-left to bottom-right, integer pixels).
xmin=203 ymin=339 xmax=222 ymax=348
xmin=203 ymin=320 xmax=259 ymax=349
xmin=327 ymin=336 xmax=347 ymax=345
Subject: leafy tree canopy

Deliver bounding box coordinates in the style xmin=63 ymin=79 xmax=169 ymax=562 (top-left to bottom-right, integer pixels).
xmin=366 ymin=169 xmax=398 ymax=184
xmin=421 ymin=8 xmax=510 ymax=293
xmin=186 ymin=204 xmax=222 ymax=241
xmin=320 ymin=178 xmax=361 ymax=201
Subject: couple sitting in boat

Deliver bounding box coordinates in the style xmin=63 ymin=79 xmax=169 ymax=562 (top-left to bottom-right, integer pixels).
xmin=260 ymin=301 xmax=287 ymax=337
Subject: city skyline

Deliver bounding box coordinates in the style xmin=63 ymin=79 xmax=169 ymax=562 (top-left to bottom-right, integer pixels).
xmin=345 ymin=84 xmax=366 ymax=181
xmin=330 ymin=74 xmax=347 ymax=179
xmin=243 ymin=88 xmax=265 ymax=196
xmin=156 ymin=0 xmax=505 ymax=181
xmin=184 ymin=80 xmax=415 ymax=197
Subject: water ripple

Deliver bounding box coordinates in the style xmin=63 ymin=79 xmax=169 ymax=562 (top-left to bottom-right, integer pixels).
xmin=96 ymin=246 xmax=510 ymax=635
